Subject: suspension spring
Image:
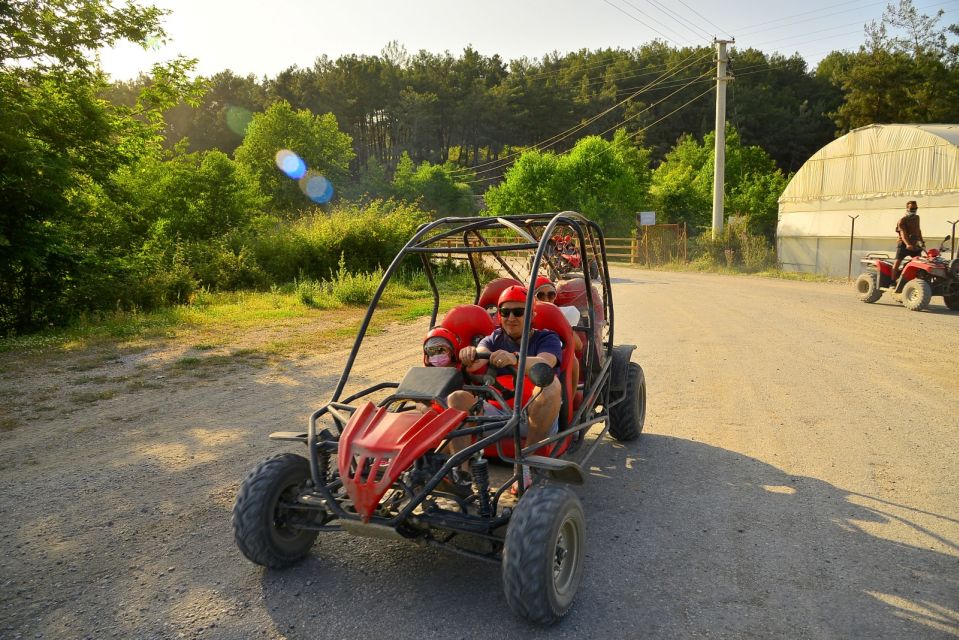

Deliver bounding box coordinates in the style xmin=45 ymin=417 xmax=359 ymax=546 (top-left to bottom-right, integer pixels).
xmin=470 ymin=458 xmax=492 ymax=518
xmin=315 ymin=449 xmax=330 ymax=485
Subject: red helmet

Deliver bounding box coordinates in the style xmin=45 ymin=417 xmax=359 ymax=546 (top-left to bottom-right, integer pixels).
xmin=478 ymin=277 xmax=522 ymax=310
xmin=440 ymin=304 xmax=494 ymax=348
xmin=498 ymin=285 xmax=528 ymax=307
xmin=533 ymin=275 xmax=553 ymax=291
xmin=422 ymin=327 xmax=459 ymax=366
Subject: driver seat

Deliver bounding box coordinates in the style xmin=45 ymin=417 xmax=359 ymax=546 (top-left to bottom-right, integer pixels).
xmin=482 ymin=302 xmax=577 ymax=459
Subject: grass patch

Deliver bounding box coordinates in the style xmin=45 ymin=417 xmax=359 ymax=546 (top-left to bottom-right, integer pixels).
xmin=127 ymin=380 xmax=163 ymax=391
xmin=70 ymin=374 xmax=115 ymax=385
xmin=620 ymin=260 xmax=838 ymax=283
xmin=70 ymin=390 xmax=115 ymax=404
xmin=0 ymin=417 xmax=21 ymax=432
xmin=0 ymin=265 xmax=476 ymax=360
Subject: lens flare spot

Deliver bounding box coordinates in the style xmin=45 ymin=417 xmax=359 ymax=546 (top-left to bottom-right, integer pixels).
xmin=299 ymin=172 xmax=334 ymax=204
xmin=225 ymin=106 xmax=252 ymax=136
xmin=274 ymin=150 xmax=306 ymax=179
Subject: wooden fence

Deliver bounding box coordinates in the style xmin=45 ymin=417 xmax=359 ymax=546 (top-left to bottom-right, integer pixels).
xmin=607 ymin=224 xmax=688 ymax=265
xmin=434 ymin=224 xmax=688 ymax=266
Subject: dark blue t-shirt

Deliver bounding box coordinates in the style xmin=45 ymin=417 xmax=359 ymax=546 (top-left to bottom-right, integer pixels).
xmin=478 ymin=328 xmax=563 ymax=371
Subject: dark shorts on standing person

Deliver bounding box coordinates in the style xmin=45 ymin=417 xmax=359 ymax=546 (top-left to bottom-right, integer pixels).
xmin=895 ymin=243 xmax=922 ymax=261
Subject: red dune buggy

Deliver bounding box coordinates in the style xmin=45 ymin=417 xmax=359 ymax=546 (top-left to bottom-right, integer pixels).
xmin=856 ymin=235 xmax=959 ymax=311
xmin=231 ymin=212 xmax=647 ymax=625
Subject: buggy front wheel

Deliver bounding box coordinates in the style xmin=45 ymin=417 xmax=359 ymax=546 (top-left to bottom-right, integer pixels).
xmin=502 ymin=483 xmax=585 ymax=626
xmin=232 ymin=453 xmax=318 ymax=568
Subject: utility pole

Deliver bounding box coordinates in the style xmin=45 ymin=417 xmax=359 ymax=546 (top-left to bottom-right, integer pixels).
xmin=712 ymin=38 xmax=734 ymax=239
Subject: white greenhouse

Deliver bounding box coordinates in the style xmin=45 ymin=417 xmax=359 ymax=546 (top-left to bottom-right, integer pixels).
xmin=777 ymin=123 xmax=959 ymax=277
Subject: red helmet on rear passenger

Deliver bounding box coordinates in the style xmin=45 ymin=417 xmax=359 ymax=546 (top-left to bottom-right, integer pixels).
xmin=533 ymin=275 xmax=553 ymax=290
xmin=498 ymin=285 xmax=528 ymax=306
xmin=422 ymin=327 xmax=459 ymax=366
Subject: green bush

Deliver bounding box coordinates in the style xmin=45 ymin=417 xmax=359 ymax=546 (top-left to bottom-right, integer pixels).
xmin=252 ymin=199 xmax=428 ymax=282
xmin=689 ymin=221 xmax=777 ymax=272
xmin=392 ymin=153 xmax=476 ymax=216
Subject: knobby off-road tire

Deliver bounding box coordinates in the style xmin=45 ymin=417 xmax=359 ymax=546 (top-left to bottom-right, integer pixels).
xmin=944 ymin=292 xmax=959 ymax=310
xmin=232 ymin=453 xmax=318 ymax=568
xmin=502 ymin=483 xmax=586 ymax=626
xmin=609 ymin=362 xmax=646 ymax=441
xmin=902 ymin=279 xmax=932 ymax=311
xmin=855 ymin=272 xmax=882 ymax=303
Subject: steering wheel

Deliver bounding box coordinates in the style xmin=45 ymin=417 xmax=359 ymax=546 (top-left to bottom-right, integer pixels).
xmin=467 ymin=352 xmax=518 ymax=399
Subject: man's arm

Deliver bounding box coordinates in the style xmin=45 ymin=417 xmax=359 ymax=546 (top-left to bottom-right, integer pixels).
xmin=489 ymin=350 xmax=556 ymax=374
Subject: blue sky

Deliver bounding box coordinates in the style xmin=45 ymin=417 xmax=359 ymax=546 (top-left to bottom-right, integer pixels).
xmin=97 ymin=0 xmax=958 ymax=80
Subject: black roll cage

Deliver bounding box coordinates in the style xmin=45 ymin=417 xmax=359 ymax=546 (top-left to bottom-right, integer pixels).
xmin=301 ymin=211 xmax=621 ymax=529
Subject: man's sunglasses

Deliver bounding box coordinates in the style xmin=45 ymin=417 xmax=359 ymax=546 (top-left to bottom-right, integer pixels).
xmin=498 ymin=307 xmax=526 ymax=318
xmin=536 ymin=289 xmax=557 ymax=301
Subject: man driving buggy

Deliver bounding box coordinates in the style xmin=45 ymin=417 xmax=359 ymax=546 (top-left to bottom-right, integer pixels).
xmin=446 ymin=285 xmax=563 ymax=489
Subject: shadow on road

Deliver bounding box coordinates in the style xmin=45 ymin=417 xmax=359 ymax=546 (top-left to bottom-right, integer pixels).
xmin=261 ymin=434 xmax=959 ymax=639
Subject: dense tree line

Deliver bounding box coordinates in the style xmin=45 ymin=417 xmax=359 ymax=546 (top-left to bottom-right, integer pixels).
xmin=123 ymin=42 xmax=840 ymax=175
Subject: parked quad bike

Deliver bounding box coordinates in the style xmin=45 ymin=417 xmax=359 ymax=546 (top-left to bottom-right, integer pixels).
xmin=856 ymin=235 xmax=959 ymax=311
xmin=231 ymin=212 xmax=646 ymax=625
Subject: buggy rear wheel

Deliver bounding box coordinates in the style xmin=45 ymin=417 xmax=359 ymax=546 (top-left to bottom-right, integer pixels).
xmin=232 ymin=453 xmax=318 ymax=568
xmin=855 ymin=272 xmax=882 ymax=303
xmin=502 ymin=483 xmax=585 ymax=626
xmin=902 ymin=279 xmax=932 ymax=311
xmin=609 ymin=362 xmax=646 ymax=441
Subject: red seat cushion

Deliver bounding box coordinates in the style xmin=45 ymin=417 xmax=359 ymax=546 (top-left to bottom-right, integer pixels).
xmin=531 ymin=302 xmax=576 ymax=424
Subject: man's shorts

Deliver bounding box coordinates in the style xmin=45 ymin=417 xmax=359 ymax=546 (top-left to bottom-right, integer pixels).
xmin=895 ymin=243 xmax=922 ymax=260
xmin=482 ymin=401 xmax=559 ymax=436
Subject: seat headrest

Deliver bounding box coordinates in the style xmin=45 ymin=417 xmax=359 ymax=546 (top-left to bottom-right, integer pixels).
xmin=478 ymin=277 xmax=522 ymax=309
xmin=532 ymin=302 xmax=574 ymax=347
xmin=439 ymin=304 xmax=495 ymax=348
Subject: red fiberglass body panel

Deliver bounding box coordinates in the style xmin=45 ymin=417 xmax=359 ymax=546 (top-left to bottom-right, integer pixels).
xmin=337 ymin=402 xmax=466 ymax=522
xmin=876 ymin=260 xmax=894 ymax=277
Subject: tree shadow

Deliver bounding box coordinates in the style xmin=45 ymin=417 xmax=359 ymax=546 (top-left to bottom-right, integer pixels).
xmin=260 ymin=434 xmax=959 ymax=639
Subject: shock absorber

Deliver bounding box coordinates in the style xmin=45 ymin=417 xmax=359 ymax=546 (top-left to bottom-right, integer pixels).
xmin=315 ymin=449 xmax=330 ymax=485
xmin=470 ymin=457 xmax=492 ymax=517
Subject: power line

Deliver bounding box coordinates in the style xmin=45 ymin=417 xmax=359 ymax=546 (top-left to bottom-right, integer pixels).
xmin=732 ymin=0 xmax=883 ymax=36
xmin=601 ymin=0 xmax=696 ymax=46
xmin=448 ymin=48 xmax=714 ymax=177
xmin=675 ymin=0 xmax=733 ymax=39
xmin=461 ymin=70 xmax=715 ymax=185
xmin=628 ymin=0 xmax=716 ymax=42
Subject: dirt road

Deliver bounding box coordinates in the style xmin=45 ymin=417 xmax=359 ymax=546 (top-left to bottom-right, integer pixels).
xmin=1 ymin=267 xmax=957 ymax=639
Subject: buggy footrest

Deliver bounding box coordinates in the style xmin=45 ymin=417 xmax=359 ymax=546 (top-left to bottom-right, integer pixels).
xmin=525 ymin=455 xmax=585 ymax=484
xmin=269 ymin=431 xmax=308 ymax=442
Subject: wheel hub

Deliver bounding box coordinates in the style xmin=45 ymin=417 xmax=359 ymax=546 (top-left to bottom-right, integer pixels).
xmin=552 ymin=517 xmax=579 ymax=595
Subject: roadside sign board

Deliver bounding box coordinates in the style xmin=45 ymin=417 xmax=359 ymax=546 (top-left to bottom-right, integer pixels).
xmin=639 ymin=211 xmax=656 ymax=226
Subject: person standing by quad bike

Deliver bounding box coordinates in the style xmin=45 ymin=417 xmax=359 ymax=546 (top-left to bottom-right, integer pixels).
xmin=893 ymin=200 xmax=925 ymax=282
